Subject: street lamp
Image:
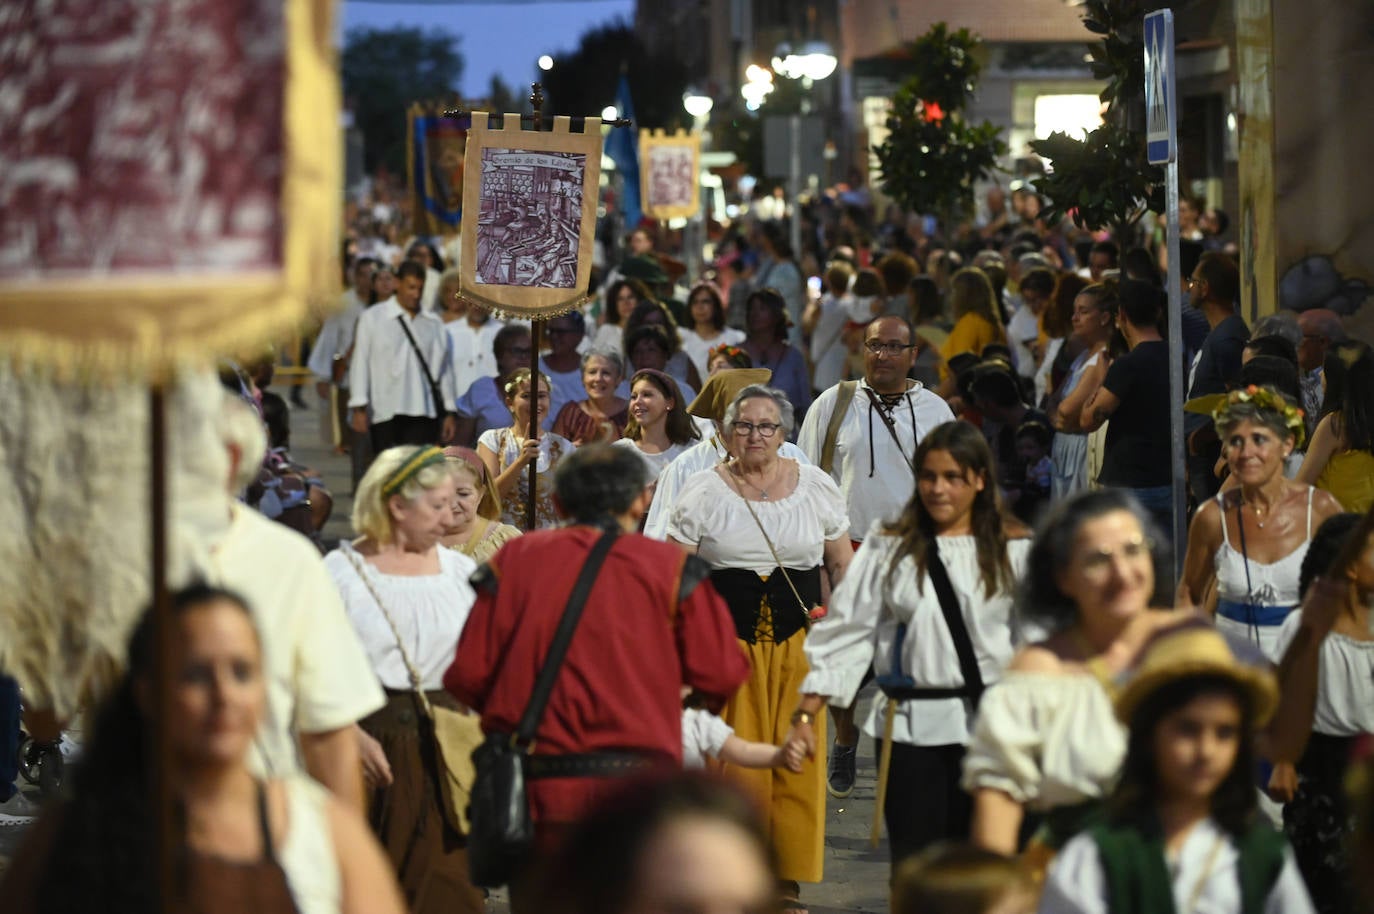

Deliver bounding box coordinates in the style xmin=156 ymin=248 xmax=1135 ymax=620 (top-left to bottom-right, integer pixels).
xmin=537 ymin=55 xmax=554 ymax=71
xmin=741 ymin=64 xmax=774 ymax=112
xmin=683 ymin=90 xmax=714 ymax=119
xmin=772 ymin=40 xmax=837 ymax=82
xmin=601 ymin=105 xmax=619 ymax=121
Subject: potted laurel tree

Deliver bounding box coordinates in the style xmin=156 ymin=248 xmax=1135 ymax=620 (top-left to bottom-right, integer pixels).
xmin=872 ymin=23 xmax=1006 ymax=241
xmin=1030 ymin=0 xmax=1165 ymax=242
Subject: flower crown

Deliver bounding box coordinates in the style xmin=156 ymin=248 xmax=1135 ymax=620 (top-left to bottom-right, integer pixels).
xmin=1212 ymin=384 xmax=1306 ymax=449
xmin=709 ymin=344 xmax=747 ymax=360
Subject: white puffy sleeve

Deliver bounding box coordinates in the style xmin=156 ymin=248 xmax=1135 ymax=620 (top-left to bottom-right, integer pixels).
xmin=665 ymin=470 xmax=719 ymax=548
xmin=1039 ymin=833 xmax=1109 ymax=914
xmin=801 ymin=525 xmax=890 ymax=704
xmin=801 ymin=464 xmax=849 ymax=541
xmin=960 ymin=674 xmax=1051 ymax=803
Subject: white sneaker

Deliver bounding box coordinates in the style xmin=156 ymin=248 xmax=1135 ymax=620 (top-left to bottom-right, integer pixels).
xmin=0 ymin=812 xmax=34 ymax=827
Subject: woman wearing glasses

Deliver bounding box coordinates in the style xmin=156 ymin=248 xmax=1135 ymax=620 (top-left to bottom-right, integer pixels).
xmin=666 ymin=385 xmax=852 ymax=913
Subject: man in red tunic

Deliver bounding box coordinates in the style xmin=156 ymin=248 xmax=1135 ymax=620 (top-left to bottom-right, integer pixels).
xmin=444 ymin=443 xmax=749 ymax=855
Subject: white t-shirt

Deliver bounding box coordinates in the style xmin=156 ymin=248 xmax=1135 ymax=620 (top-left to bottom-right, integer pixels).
xmin=797 ymin=380 xmax=955 ymax=541
xmin=809 ymin=293 xmax=850 ymax=393
xmin=445 ymin=319 xmax=504 ymax=404
xmin=205 ymin=505 xmax=385 ymax=777
xmin=803 ymin=526 xmax=1032 ymax=746
xmin=665 ymin=462 xmax=849 ymax=574
xmin=682 ymin=708 xmax=734 ymax=769
xmin=1006 ymin=305 xmax=1040 ymax=379
xmin=324 ymin=543 xmax=478 ymax=691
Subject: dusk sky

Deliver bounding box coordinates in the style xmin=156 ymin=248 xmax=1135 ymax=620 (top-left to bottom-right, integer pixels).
xmin=342 ymin=0 xmax=636 ymax=101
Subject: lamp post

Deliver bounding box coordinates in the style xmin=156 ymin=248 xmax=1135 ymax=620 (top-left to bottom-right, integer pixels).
xmin=768 ymin=40 xmax=836 ymax=264
xmin=683 ymin=90 xmax=715 ymax=281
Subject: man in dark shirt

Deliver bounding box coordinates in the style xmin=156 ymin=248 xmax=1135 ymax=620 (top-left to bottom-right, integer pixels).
xmin=1081 ymin=280 xmax=1175 ymax=542
xmin=1184 ymin=252 xmax=1248 ymax=500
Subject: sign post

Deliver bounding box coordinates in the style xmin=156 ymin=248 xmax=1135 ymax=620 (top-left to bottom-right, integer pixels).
xmin=1145 ymin=8 xmax=1187 ymax=581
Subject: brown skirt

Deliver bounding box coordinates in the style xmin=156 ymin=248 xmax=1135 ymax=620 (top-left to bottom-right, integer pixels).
xmin=360 ymin=690 xmax=485 ymax=914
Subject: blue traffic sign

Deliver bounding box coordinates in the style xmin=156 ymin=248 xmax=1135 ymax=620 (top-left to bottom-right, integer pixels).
xmin=1144 ymin=9 xmax=1176 ymax=165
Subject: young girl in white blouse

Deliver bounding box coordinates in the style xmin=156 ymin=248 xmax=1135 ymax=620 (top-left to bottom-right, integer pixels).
xmin=1040 ymin=621 xmax=1314 ymax=914
xmin=794 ymin=420 xmax=1032 ymax=866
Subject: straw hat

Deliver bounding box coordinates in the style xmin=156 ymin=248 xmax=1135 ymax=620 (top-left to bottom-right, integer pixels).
xmin=687 ymin=368 xmax=773 ymax=421
xmin=1114 ymin=623 xmax=1279 ymax=727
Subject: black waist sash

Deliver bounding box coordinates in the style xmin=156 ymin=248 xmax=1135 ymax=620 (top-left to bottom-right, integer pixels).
xmin=709 ymin=566 xmax=820 ymax=644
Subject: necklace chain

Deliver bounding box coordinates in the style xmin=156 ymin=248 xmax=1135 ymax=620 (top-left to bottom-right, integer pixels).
xmin=732 ymin=461 xmax=781 ymax=500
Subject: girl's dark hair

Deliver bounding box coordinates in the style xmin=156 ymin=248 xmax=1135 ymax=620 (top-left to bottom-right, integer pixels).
xmin=36 ymin=585 xmax=258 ymax=913
xmin=1044 ymin=272 xmax=1089 ymax=339
xmin=908 ymin=275 xmax=944 ymax=324
xmin=1110 ymin=674 xmax=1258 ymax=838
xmin=745 ymin=288 xmax=790 ymax=342
xmin=1298 ymin=512 xmax=1363 ymax=599
xmin=1021 ymin=489 xmax=1169 ymax=632
xmin=685 ymin=283 xmax=726 ymax=331
xmin=624 ymin=300 xmax=682 ymax=355
xmin=1121 ymin=246 xmax=1162 ymax=287
xmin=624 ymin=325 xmax=673 ymax=368
xmin=530 ymin=772 xmax=775 ymax=914
xmin=604 ymin=278 xmax=654 ymax=326
xmin=1237 ymin=356 xmax=1300 ymax=405
xmin=883 ymin=420 xmax=1016 ymax=599
xmin=1336 ymin=342 xmax=1374 ymax=452
xmin=625 ymin=370 xmax=701 ymax=446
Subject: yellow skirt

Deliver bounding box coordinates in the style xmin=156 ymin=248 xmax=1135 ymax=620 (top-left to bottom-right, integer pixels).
xmin=719 ymin=600 xmax=827 ymax=884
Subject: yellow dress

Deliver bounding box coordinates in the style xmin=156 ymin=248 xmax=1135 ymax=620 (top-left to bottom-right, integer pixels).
xmin=1317 ymin=448 xmax=1374 ymax=513
xmin=451 ymin=520 xmax=522 ymax=564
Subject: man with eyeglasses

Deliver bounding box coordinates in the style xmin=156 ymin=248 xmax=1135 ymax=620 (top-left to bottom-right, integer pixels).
xmin=796 ymin=315 xmax=954 ymax=797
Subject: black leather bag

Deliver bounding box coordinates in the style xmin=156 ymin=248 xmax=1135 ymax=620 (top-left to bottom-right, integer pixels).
xmin=466 ymin=530 xmax=618 ymax=888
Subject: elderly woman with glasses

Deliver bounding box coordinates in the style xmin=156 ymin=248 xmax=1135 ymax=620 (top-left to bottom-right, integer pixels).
xmin=666 ymin=384 xmax=852 ymax=912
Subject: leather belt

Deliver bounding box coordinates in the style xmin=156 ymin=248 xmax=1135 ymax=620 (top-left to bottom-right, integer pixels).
xmin=526 ymin=751 xmax=658 ymax=779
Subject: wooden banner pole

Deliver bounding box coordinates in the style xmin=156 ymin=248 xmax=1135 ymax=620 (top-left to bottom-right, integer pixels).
xmin=525 ymin=82 xmax=544 ymax=533
xmin=149 ymin=385 xmax=175 ymax=914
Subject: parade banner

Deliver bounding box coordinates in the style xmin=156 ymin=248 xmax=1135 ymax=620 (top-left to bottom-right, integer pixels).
xmin=640 ymin=128 xmax=701 ymax=222
xmin=408 ymin=102 xmax=466 ymax=237
xmin=460 ymin=112 xmax=603 ymax=318
xmin=0 ymin=0 xmax=341 ymax=379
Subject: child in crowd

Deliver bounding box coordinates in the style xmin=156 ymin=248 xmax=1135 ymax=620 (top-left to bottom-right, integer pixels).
xmin=1015 ymin=419 xmax=1054 ymax=520
xmin=1039 ymin=622 xmax=1315 ymax=914
xmin=682 ymin=705 xmax=804 ymax=772
xmin=891 ymin=843 xmax=1037 ymax=914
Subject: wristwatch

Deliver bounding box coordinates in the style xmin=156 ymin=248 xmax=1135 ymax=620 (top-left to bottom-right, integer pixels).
xmin=790 ymin=709 xmax=816 ymax=726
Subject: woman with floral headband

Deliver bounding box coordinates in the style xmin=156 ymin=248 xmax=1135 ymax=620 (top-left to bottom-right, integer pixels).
xmin=1178 ymin=385 xmax=1342 ymax=659
xmin=708 ymin=343 xmax=754 ymax=376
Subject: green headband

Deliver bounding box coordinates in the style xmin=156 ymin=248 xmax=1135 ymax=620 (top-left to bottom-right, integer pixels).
xmin=382 ymin=446 xmax=447 ymax=498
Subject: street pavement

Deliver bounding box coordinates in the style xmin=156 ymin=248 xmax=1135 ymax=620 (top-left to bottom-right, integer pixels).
xmin=0 ymin=388 xmax=895 ymax=911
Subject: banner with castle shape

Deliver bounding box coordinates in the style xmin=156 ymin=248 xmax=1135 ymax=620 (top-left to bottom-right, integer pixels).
xmin=640 ymin=129 xmax=700 ymax=222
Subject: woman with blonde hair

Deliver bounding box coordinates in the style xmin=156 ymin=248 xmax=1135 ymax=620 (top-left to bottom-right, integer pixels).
xmin=323 ymin=446 xmax=485 ymax=914
xmin=938 ymin=268 xmax=1007 ymax=398
xmin=439 ymin=447 xmax=521 ymax=563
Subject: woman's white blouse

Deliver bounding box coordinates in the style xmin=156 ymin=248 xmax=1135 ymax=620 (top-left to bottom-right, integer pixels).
xmin=665 ymin=462 xmax=849 ymax=574
xmin=961 ymin=671 xmax=1125 ymax=811
xmin=1040 ymin=817 xmax=1315 ymax=914
xmin=612 ymin=438 xmax=691 ymax=481
xmin=324 ymin=542 xmax=478 ymax=690
xmin=802 ymin=524 xmax=1032 ymax=746
xmin=1272 ymin=612 xmax=1374 ymax=737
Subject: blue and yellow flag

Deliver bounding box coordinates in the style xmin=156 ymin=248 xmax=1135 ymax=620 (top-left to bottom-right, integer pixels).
xmin=407 ymin=103 xmax=466 ymax=236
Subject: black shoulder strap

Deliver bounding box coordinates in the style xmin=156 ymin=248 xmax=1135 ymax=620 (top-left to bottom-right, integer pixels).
xmin=514 ymin=530 xmax=618 ymax=744
xmin=925 ymin=539 xmax=985 ymax=705
xmin=395 ymin=314 xmax=445 ymax=409
xmin=862 ymin=387 xmax=918 ymax=473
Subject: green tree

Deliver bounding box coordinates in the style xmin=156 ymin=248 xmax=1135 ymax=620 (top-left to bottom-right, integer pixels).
xmin=486 ymin=74 xmax=522 ymax=115
xmin=538 ymin=20 xmax=689 ymax=130
xmin=872 ymin=24 xmax=1006 ymax=231
xmin=342 ymin=26 xmax=464 ymax=174
xmin=1029 ymin=0 xmax=1166 ymax=238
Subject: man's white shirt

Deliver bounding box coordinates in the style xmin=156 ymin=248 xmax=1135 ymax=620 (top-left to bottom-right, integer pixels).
xmin=348 ymin=298 xmax=455 ymax=422
xmin=797 ymin=379 xmax=954 ymax=541
xmin=308 ymin=289 xmax=365 ymax=386
xmin=445 ymin=318 xmax=504 ymax=402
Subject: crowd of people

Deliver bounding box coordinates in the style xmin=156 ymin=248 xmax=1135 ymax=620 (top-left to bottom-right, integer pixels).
xmin=3 ymin=176 xmax=1374 ymax=914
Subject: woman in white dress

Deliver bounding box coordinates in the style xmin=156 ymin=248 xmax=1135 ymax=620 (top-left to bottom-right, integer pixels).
xmin=666 ymin=384 xmax=852 ymax=911
xmin=1266 ymin=513 xmax=1374 ymax=914
xmin=795 ymin=420 xmax=1032 ymax=867
xmin=323 ymin=445 xmax=485 ymax=914
xmin=679 ymin=282 xmax=746 ymax=382
xmin=612 ymin=369 xmax=701 ymax=485
xmin=1040 ymin=623 xmax=1313 ymax=914
xmin=477 ymin=369 xmax=575 ymax=531
xmin=963 ymin=489 xmax=1190 ymax=860
xmin=1048 ymin=283 xmax=1116 ymax=500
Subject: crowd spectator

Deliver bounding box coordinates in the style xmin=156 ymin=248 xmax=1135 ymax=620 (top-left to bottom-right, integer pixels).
xmin=550 ymin=349 xmax=629 ymax=445
xmin=741 ymin=289 xmax=812 ymax=426
xmin=439 ymin=447 xmax=521 ymax=563
xmin=612 ymin=368 xmax=700 ymax=484
xmin=1298 ymin=342 xmax=1374 ymax=512
xmin=538 ymin=312 xmax=590 ymax=423
xmin=938 ymin=268 xmax=1007 ymax=397
xmin=591 ymin=277 xmax=653 ymax=354
xmin=452 ymin=323 xmax=527 ymax=446
xmin=1184 ymin=253 xmax=1249 ymax=502
xmin=477 ymin=368 xmax=573 ymax=531
xmin=1048 ymin=283 xmax=1117 ymax=499
xmin=679 ymin=282 xmax=745 ymax=381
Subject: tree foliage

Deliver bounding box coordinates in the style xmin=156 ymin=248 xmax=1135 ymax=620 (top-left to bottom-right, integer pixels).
xmin=1029 ymin=0 xmax=1168 ymax=235
xmin=872 ymin=24 xmax=1006 ymax=224
xmin=538 ymin=20 xmax=689 ymax=131
xmin=342 ymin=26 xmax=464 ymax=175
